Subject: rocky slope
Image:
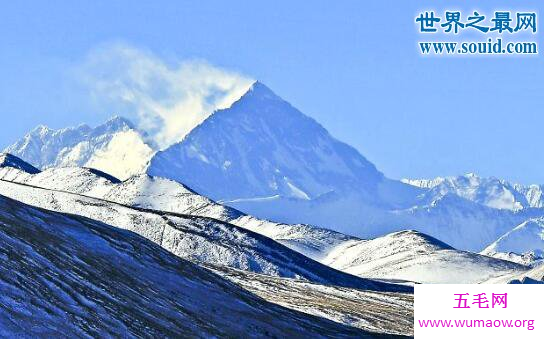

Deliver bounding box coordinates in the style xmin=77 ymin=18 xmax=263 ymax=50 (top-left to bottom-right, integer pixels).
xmin=209 ymin=265 xmax=414 ymax=336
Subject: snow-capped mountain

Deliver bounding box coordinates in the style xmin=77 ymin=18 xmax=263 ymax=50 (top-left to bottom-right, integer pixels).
xmin=0 ymin=194 xmax=377 ymax=337
xmin=147 ymin=81 xmax=420 ymax=205
xmin=403 ymin=173 xmax=544 ymax=211
xmin=514 ymin=183 xmax=544 ymax=208
xmin=0 ymin=165 xmax=407 ymax=292
xmin=401 ymin=177 xmax=445 ymax=189
xmin=322 ymin=230 xmax=526 ymax=284
xmin=6 ymin=83 xmax=544 ymax=257
xmin=4 ymin=116 xmax=155 ymax=180
xmin=481 ymin=218 xmax=544 ymax=265
xmin=101 ymin=174 xmax=357 ymax=260
xmin=143 ymin=82 xmax=544 ymax=252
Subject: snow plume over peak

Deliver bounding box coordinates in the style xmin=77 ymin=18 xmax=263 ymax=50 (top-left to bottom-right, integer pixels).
xmin=77 ymin=43 xmax=254 ymax=149
xmin=148 ymin=81 xmax=385 ymax=201
xmin=4 ymin=116 xmax=155 ymax=180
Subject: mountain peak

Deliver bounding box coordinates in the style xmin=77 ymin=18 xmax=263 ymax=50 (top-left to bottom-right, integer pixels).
xmin=148 ymin=82 xmax=384 ymax=202
xmin=91 ymin=116 xmax=136 ymax=136
xmin=104 ymin=115 xmax=135 ymax=129
xmin=232 ymin=81 xmax=282 ymax=107
xmin=482 ymin=218 xmax=544 ymax=265
xmin=0 ymin=153 xmax=40 ymax=174
xmin=29 ymin=124 xmax=53 ymax=137
xmin=248 ymin=80 xmax=274 ymax=94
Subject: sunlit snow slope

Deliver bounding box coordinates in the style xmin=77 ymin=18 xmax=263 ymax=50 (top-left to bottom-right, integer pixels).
xmin=322 ymin=231 xmax=526 ymax=284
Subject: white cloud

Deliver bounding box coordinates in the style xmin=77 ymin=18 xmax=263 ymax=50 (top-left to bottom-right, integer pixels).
xmin=77 ymin=43 xmax=254 ymax=149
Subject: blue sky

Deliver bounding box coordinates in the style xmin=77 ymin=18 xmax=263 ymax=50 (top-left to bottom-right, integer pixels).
xmin=0 ymin=1 xmax=542 ymax=183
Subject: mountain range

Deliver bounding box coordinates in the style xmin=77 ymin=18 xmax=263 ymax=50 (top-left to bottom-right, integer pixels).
xmin=0 ymin=166 xmax=405 ymax=292
xmin=144 ymin=83 xmax=544 ymax=256
xmin=403 ymin=173 xmax=544 ymax=211
xmin=2 ymin=80 xmax=544 ymax=335
xmin=4 ymin=81 xmax=544 ymax=263
xmin=0 ymin=153 xmax=416 ymax=336
xmin=0 ymin=194 xmax=393 ymax=337
xmin=0 ymin=156 xmax=526 ymax=284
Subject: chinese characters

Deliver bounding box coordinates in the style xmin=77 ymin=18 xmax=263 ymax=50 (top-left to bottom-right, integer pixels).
xmin=453 ymin=293 xmax=508 ymax=309
xmin=416 ymin=11 xmax=536 ymax=34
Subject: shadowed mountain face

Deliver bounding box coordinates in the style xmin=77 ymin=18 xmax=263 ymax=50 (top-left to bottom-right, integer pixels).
xmin=0 ymin=195 xmax=397 ymax=338
xmin=0 ymin=153 xmax=40 ymax=174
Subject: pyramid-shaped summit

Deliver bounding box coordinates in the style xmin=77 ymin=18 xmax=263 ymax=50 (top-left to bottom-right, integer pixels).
xmin=210 ymin=81 xmax=334 ymax=125
xmin=147 ymin=81 xmax=384 ymax=202
xmin=242 ymin=81 xmax=281 ymax=100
